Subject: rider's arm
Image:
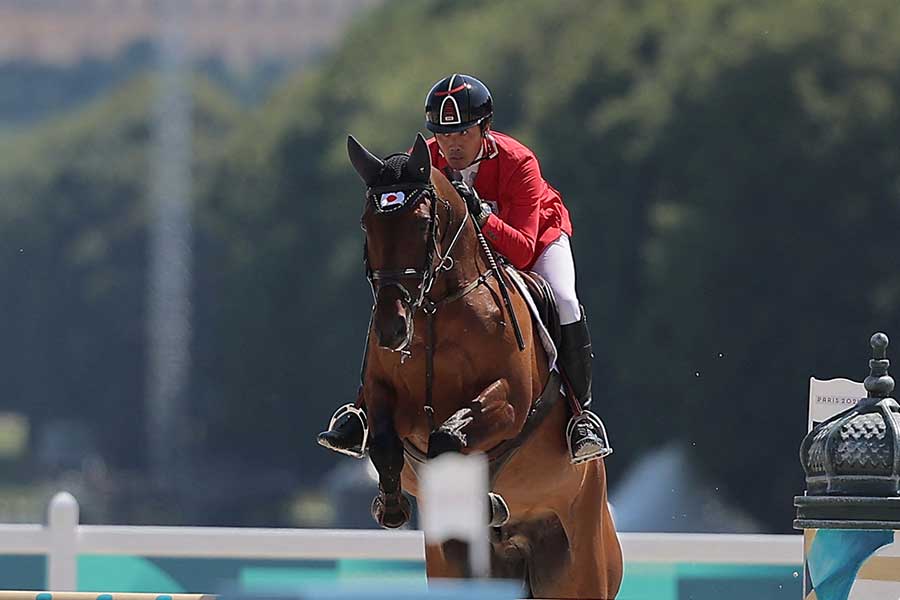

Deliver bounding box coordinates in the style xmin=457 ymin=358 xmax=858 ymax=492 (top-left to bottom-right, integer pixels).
xmin=480 ymin=154 xmax=542 ymax=269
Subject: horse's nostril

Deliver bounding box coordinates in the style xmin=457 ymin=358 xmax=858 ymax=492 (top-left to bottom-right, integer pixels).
xmin=375 ymin=315 xmax=409 ymax=350
xmin=393 ymin=317 xmax=408 ymax=341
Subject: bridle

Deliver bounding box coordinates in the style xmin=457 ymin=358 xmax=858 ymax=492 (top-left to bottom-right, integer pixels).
xmin=363 ymin=181 xmax=472 ymax=355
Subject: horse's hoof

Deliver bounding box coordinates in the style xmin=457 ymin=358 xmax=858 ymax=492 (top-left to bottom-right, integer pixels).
xmin=488 ymin=492 xmax=510 ymax=527
xmin=427 ymin=429 xmax=464 ymax=459
xmin=371 ymin=492 xmax=411 ymax=529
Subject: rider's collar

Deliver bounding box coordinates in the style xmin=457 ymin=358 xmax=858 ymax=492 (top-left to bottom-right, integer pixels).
xmin=482 ymin=133 xmax=499 ymax=161
xmin=460 ymin=147 xmax=484 ymax=181
xmin=464 ymin=134 xmax=499 ymax=168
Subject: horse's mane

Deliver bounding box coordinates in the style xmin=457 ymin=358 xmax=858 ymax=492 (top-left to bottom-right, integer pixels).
xmin=429 ymin=166 xmax=465 ymax=214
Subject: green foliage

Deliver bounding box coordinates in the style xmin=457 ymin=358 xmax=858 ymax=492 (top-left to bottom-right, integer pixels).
xmin=0 ymin=75 xmax=239 ymax=468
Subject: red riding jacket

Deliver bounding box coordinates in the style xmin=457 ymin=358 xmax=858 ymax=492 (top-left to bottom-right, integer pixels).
xmin=426 ymin=131 xmax=573 ymax=270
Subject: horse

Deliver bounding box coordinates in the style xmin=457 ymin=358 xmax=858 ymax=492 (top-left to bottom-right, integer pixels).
xmin=347 ymin=132 xmax=623 ymax=599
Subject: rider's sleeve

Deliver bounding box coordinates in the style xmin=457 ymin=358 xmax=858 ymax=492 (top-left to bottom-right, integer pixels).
xmin=480 ymin=155 xmax=542 ymax=269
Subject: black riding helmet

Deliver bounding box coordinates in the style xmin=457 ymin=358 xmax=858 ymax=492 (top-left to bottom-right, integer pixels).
xmin=424 ymin=74 xmax=493 ymax=134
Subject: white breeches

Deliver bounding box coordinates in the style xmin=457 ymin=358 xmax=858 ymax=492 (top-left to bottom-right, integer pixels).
xmin=529 ymin=233 xmax=582 ymax=325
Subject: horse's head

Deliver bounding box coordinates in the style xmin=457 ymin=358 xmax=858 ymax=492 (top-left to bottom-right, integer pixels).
xmin=349 ymin=133 xmax=463 ymax=353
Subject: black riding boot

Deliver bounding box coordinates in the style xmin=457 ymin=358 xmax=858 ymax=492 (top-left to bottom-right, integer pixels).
xmin=316 ymin=390 xmax=369 ymax=459
xmin=318 ymin=319 xmax=373 ymax=459
xmin=559 ymin=308 xmax=612 ymax=464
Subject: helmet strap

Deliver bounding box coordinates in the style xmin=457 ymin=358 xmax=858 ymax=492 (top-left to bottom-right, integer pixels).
xmin=479 ymin=117 xmax=492 ymax=136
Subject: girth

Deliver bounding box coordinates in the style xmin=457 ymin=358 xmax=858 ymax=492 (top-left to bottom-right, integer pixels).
xmin=402 ymin=369 xmax=561 ymax=486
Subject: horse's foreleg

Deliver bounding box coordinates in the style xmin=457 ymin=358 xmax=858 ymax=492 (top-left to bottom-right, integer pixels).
xmin=369 ymin=410 xmax=411 ymax=529
xmin=427 ymin=379 xmax=517 ymax=458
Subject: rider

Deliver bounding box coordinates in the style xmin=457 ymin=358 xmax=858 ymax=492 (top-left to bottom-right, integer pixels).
xmin=318 ymin=74 xmax=611 ymax=464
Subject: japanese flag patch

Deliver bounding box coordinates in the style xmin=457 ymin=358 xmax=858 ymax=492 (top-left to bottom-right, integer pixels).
xmin=379 ymin=190 xmax=406 ymax=209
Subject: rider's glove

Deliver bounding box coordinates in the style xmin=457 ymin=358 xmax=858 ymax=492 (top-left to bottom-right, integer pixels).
xmin=452 ymin=181 xmax=490 ymax=227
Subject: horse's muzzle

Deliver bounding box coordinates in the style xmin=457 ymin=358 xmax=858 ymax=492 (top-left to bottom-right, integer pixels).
xmin=374 ymin=292 xmax=414 ymax=352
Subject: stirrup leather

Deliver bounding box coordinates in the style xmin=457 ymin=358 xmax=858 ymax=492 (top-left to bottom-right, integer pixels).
xmin=566 ymin=410 xmax=613 ymax=464
xmin=326 ymin=403 xmax=369 ymax=459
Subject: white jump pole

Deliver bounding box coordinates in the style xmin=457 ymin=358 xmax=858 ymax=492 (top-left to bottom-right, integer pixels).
xmin=46 ymin=492 xmax=79 ymax=591
xmin=420 ymin=453 xmax=490 ymax=578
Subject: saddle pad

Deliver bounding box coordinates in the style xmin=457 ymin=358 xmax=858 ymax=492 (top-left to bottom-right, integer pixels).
xmin=514 ymin=269 xmax=562 ymax=350
xmin=502 ymin=265 xmax=558 ymax=371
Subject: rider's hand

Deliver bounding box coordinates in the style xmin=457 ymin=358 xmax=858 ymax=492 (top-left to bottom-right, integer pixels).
xmin=452 ymin=181 xmax=490 ymax=226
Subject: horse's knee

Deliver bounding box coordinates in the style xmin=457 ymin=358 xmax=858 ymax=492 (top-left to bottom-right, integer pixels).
xmin=493 ymin=400 xmax=517 ymax=432
xmin=427 ymin=428 xmax=464 ymax=458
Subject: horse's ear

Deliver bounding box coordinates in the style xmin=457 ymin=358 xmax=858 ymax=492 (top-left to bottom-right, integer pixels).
xmin=406 ymin=133 xmax=431 ymax=184
xmin=348 ymin=135 xmax=384 ymax=186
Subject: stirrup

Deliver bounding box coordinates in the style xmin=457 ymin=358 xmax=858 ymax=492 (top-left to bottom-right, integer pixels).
xmin=566 ymin=410 xmax=613 ymax=464
xmin=324 ymin=403 xmax=369 ymax=459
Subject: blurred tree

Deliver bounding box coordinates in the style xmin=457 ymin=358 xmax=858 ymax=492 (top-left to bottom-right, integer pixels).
xmin=0 ymin=76 xmax=239 ymax=470
xmin=622 ymin=0 xmax=900 ymax=528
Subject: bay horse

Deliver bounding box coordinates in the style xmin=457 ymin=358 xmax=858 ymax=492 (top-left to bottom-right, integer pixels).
xmin=348 ymin=133 xmax=622 ymax=599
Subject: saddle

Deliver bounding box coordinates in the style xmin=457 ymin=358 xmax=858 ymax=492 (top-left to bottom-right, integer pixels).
xmin=500 ymin=263 xmax=562 ymax=366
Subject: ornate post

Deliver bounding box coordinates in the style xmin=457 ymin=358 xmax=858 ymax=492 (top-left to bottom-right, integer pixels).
xmin=795 ymin=333 xmax=900 ymax=599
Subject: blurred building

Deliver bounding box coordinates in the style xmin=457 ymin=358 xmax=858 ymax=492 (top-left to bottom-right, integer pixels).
xmin=0 ymin=0 xmax=382 ymax=70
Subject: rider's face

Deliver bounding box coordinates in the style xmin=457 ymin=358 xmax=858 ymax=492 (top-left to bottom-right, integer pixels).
xmin=434 ymin=124 xmax=484 ymax=171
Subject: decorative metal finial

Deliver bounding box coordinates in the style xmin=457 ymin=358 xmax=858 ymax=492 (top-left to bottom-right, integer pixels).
xmin=865 ymin=332 xmax=894 ymax=398
xmin=871 ymin=332 xmax=889 ymax=358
